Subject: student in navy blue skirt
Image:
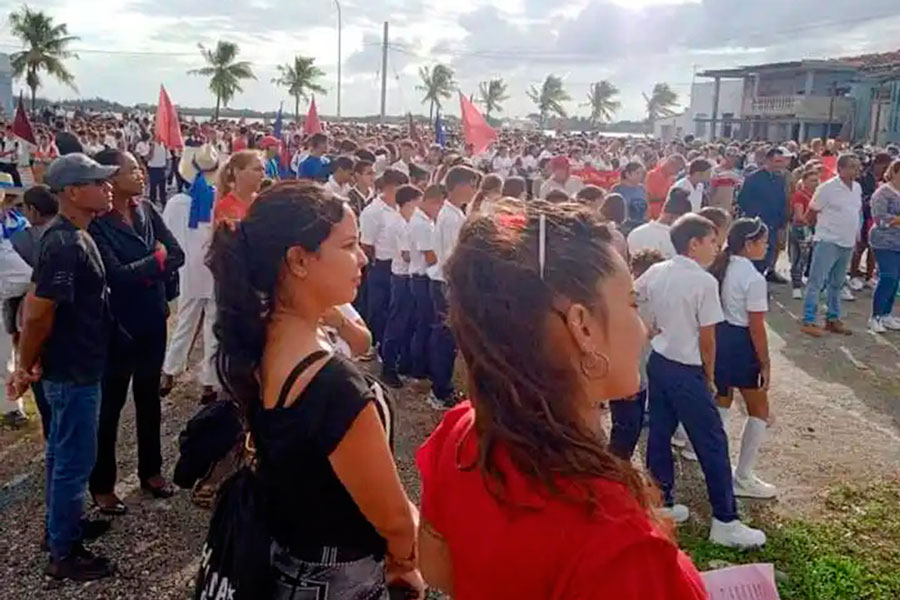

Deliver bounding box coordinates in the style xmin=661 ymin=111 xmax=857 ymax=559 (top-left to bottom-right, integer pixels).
xmin=637 ymin=214 xmax=766 ymax=549
xmin=708 ymin=217 xmax=776 ymax=500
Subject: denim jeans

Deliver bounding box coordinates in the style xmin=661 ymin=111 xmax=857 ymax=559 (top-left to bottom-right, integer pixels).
xmin=872 ymin=248 xmax=900 ymax=317
xmin=43 ymin=379 xmax=102 ymax=560
xmin=788 ymin=225 xmax=812 ymax=288
xmin=802 ymin=241 xmax=853 ymax=324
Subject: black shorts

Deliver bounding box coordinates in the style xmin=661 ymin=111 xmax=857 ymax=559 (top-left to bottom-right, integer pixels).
xmin=714 ymin=322 xmax=761 ymax=395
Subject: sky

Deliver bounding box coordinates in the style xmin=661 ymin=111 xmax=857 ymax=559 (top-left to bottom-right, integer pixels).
xmin=1 ymin=0 xmax=899 ymax=121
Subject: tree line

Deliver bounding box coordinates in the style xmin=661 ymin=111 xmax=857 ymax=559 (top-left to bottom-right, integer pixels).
xmin=8 ymin=6 xmax=681 ymax=129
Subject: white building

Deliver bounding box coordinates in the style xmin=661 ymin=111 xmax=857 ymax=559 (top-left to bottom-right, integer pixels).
xmin=653 ymin=80 xmax=744 ymax=141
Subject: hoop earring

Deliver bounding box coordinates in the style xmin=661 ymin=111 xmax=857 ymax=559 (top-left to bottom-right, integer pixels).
xmin=580 ymin=351 xmax=609 ymax=380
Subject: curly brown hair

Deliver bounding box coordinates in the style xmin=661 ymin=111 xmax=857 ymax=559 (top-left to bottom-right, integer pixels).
xmin=445 ymin=200 xmax=658 ymax=515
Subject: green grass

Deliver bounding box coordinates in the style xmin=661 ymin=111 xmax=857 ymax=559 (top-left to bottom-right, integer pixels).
xmin=678 ymin=481 xmax=900 ymax=600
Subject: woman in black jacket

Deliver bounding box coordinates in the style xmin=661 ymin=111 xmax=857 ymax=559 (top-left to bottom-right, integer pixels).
xmin=88 ymin=149 xmax=185 ymax=514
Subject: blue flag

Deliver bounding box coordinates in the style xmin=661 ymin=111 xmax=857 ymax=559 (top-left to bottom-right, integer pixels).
xmin=188 ymin=173 xmax=215 ymax=229
xmin=273 ymin=102 xmax=284 ymax=139
xmin=435 ymin=110 xmax=446 ymax=147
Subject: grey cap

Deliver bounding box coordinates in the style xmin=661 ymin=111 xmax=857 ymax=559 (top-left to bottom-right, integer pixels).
xmin=44 ymin=153 xmax=119 ymax=192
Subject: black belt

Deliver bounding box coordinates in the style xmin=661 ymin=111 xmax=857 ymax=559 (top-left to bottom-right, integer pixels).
xmin=288 ymin=545 xmax=377 ymax=564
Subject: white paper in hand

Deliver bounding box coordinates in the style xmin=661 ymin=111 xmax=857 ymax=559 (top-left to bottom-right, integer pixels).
xmin=701 ymin=563 xmax=780 ymax=600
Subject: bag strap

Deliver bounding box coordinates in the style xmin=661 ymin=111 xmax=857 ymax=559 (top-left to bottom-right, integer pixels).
xmin=275 ymin=350 xmax=331 ymax=409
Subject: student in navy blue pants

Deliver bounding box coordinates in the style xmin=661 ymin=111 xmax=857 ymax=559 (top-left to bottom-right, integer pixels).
xmin=429 ymin=280 xmax=456 ymax=402
xmin=409 ymin=274 xmax=433 ymax=378
xmin=366 ymin=260 xmax=391 ymax=346
xmin=382 ymin=275 xmax=413 ymax=381
xmin=609 ymin=389 xmax=646 ymax=460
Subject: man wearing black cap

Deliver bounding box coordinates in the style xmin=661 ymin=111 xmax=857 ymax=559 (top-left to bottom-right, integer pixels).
xmin=6 ymin=153 xmax=118 ymax=581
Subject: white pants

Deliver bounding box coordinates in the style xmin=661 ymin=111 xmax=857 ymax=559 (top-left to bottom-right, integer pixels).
xmin=0 ymin=328 xmax=24 ymax=414
xmin=162 ymin=297 xmax=218 ymax=388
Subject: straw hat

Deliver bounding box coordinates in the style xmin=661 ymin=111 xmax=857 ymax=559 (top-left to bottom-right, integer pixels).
xmin=179 ymin=143 xmax=220 ymax=183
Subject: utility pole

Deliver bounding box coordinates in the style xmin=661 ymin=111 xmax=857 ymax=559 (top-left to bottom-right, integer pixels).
xmin=380 ymin=21 xmax=389 ymax=124
xmin=334 ymin=0 xmax=342 ymax=119
xmin=825 ymin=80 xmax=836 ymax=143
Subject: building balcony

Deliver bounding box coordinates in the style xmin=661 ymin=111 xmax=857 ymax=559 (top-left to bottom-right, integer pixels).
xmin=743 ymin=95 xmax=854 ymax=121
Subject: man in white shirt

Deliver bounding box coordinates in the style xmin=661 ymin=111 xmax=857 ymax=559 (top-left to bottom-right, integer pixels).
xmin=429 ymin=166 xmax=478 ymax=408
xmin=638 ymin=214 xmax=766 ymax=549
xmin=0 ymin=127 xmax=22 ymax=187
xmin=801 ymin=154 xmax=863 ymax=337
xmin=627 ymin=188 xmax=692 ymax=258
xmin=391 ymin=139 xmax=416 ymax=175
xmin=380 ymin=185 xmax=423 ymax=387
xmin=539 ymin=156 xmax=583 ymax=199
xmin=408 ymin=184 xmax=443 ymax=381
xmin=670 ymin=157 xmax=712 ymax=213
xmin=491 ymin=145 xmax=515 ymax=178
xmin=324 ymin=155 xmax=354 ymax=198
xmin=360 ymin=168 xmax=409 ymax=350
xmin=147 ymin=140 xmax=169 ymax=206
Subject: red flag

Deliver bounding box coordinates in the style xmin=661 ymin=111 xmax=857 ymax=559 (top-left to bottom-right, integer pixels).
xmin=155 ymin=85 xmax=184 ymax=149
xmin=304 ymin=96 xmax=322 ymax=136
xmin=12 ymin=94 xmax=35 ymax=146
xmin=459 ymin=92 xmax=497 ymax=154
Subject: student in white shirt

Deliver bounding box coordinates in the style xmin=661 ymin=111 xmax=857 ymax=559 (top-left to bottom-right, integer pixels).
xmin=491 ymin=145 xmax=514 ymax=178
xmin=637 ymin=214 xmax=766 ymax=549
xmin=325 ymin=155 xmax=354 ymax=199
xmin=539 ymin=156 xmax=583 ymax=199
xmin=428 ymin=167 xmax=478 ymax=409
xmin=147 ymin=140 xmax=169 ymax=206
xmin=408 ymin=184 xmax=444 ymax=382
xmin=708 ymin=218 xmax=775 ymax=500
xmin=380 ymin=185 xmax=424 ymax=387
xmin=359 ymin=168 xmax=409 ymax=350
xmin=391 ymin=139 xmax=416 ymax=175
xmin=670 ymin=158 xmax=712 ymax=213
xmin=626 ymin=188 xmax=692 ymax=258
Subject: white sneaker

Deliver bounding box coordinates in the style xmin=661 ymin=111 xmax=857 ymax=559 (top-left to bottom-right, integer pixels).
xmin=671 ymin=430 xmax=688 ymax=449
xmin=869 ymin=316 xmax=887 ymax=334
xmin=659 ymin=504 xmax=690 ymax=524
xmin=841 ymin=287 xmax=855 ymax=301
xmin=681 ymin=447 xmax=699 ymax=461
xmin=791 ymin=288 xmax=803 ymax=300
xmin=881 ymin=315 xmax=900 ymax=331
xmin=709 ymin=518 xmax=767 ymax=549
xmin=849 ymin=277 xmax=865 ymax=291
xmin=733 ymin=473 xmax=778 ymax=499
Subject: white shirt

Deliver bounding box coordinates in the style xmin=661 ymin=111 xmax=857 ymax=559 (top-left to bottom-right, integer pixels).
xmin=148 ymin=142 xmax=168 ymax=168
xmin=391 ymin=159 xmax=410 ymax=176
xmin=520 ymin=155 xmax=537 ymax=173
xmin=324 ymin=176 xmax=351 ymax=198
xmin=162 ymin=192 xmax=214 ymax=300
xmin=135 ymin=140 xmax=150 ymax=160
xmin=540 ymin=176 xmax=584 ymax=199
xmin=672 ymin=177 xmax=704 ymax=213
xmin=627 ymin=220 xmax=676 ymax=259
xmin=359 ymin=196 xmax=399 ymax=261
xmin=492 ymin=155 xmax=514 ymax=178
xmin=408 ymin=208 xmax=434 ymax=276
xmin=386 ymin=211 xmax=411 ymax=275
xmin=720 ymin=255 xmax=768 ymax=327
xmin=636 ymin=255 xmax=723 ymax=366
xmin=1 ymin=138 xmax=18 ymax=164
xmin=810 ymin=176 xmax=862 ymax=249
xmin=321 ymin=303 xmax=362 ymax=358
xmin=431 ymin=201 xmax=466 ymax=282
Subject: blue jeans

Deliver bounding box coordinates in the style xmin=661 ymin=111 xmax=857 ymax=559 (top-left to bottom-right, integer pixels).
xmin=646 ymin=352 xmax=738 ymax=522
xmin=803 ymin=241 xmax=853 ymax=324
xmin=43 ymin=379 xmax=102 ymax=560
xmin=872 ymin=248 xmax=900 ymax=317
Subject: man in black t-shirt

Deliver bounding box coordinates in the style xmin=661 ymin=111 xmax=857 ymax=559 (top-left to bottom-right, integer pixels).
xmin=6 ymin=153 xmax=117 ymax=581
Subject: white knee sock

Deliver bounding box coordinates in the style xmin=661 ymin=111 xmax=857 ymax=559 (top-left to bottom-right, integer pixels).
xmin=735 ymin=416 xmax=768 ymax=480
xmin=718 ymin=406 xmax=730 ymax=426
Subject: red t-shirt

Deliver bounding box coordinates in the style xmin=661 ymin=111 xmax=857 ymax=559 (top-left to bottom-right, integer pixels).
xmin=791 ymin=188 xmax=813 ymax=224
xmin=645 ymin=166 xmax=676 ymax=219
xmin=213 ymin=191 xmax=250 ymax=225
xmin=416 ymin=403 xmax=708 ymax=600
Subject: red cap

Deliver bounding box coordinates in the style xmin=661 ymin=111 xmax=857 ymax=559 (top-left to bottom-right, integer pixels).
xmin=257 ymin=135 xmax=281 ymax=149
xmin=549 ymin=155 xmax=570 ymax=170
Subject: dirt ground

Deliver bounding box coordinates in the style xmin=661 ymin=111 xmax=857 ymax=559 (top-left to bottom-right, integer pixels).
xmin=0 ymin=274 xmax=897 ymax=599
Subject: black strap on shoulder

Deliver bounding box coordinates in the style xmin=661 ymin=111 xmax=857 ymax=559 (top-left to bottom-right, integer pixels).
xmin=275 ymin=350 xmax=331 ymax=409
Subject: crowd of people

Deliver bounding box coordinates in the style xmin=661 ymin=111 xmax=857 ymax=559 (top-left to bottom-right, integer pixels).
xmin=1 ymin=105 xmax=899 ymax=598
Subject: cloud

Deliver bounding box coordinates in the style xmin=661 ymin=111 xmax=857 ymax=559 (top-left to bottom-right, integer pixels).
xmin=0 ymin=0 xmax=898 ymax=120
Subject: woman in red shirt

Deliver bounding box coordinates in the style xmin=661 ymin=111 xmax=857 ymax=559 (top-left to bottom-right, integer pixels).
xmin=213 ymin=150 xmax=265 ymax=226
xmin=416 ymin=201 xmax=708 ymax=600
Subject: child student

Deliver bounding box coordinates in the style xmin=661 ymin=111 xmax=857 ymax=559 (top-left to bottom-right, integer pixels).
xmin=359 ymin=168 xmax=409 ymax=352
xmin=609 ymin=248 xmax=665 ymax=460
xmin=637 ymin=214 xmax=766 ymax=549
xmin=789 ymin=169 xmax=819 ymax=299
xmin=380 ymin=184 xmax=424 ymax=387
xmin=708 ymin=217 xmax=776 ymax=499
xmin=407 ymin=184 xmax=445 ymax=382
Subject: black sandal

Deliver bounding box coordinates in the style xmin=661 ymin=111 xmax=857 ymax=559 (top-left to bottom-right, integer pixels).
xmin=92 ymin=494 xmax=127 ymax=516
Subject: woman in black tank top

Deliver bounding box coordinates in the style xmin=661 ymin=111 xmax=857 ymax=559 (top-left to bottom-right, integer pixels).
xmin=208 ymin=181 xmax=424 ymax=600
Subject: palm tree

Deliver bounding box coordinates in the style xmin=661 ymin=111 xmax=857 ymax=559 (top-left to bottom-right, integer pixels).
xmin=417 ymin=64 xmax=455 ymax=121
xmin=527 ymin=75 xmax=570 ymax=126
xmin=583 ymin=81 xmax=620 ymax=127
xmin=188 ymin=41 xmax=256 ymax=121
xmin=478 ymin=79 xmax=509 ymax=120
xmin=8 ymin=7 xmax=79 ymax=112
xmin=272 ymin=55 xmax=327 ymax=122
xmin=643 ymin=83 xmax=679 ymax=132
